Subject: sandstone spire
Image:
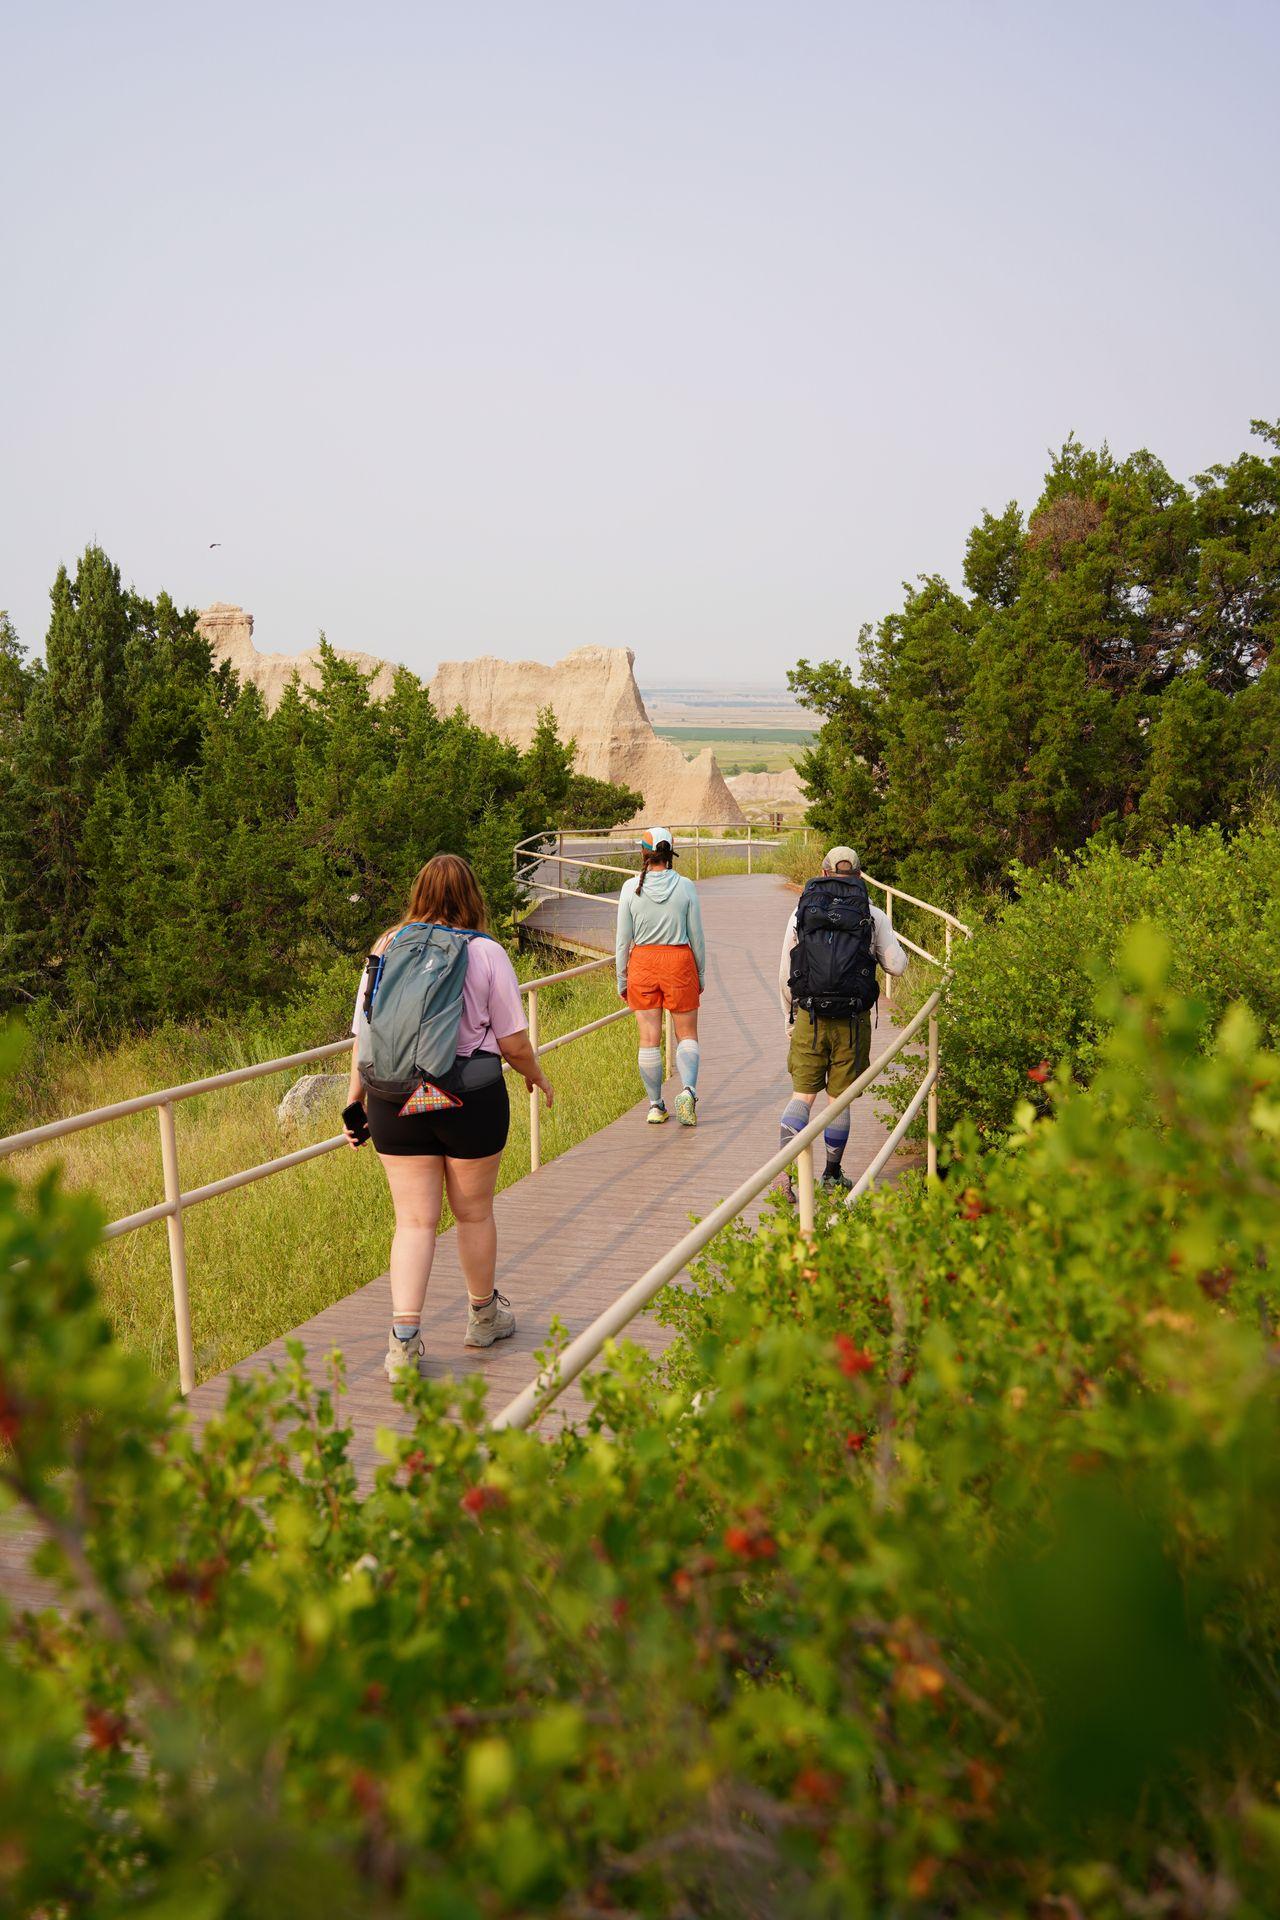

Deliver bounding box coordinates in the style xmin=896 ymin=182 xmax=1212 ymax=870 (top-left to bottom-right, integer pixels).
xmin=197 ymin=603 xmax=397 ymax=707
xmin=427 ymin=646 xmax=744 ymax=825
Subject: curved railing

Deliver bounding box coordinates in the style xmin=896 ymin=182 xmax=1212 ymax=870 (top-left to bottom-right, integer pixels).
xmin=2 ymin=829 xmax=969 ymax=1414
xmin=493 ymin=843 xmax=970 ymax=1432
xmin=0 ymin=952 xmax=629 ymax=1394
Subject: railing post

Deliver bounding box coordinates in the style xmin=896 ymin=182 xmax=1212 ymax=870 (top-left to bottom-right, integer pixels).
xmin=694 ymin=826 xmax=701 ymax=880
xmin=883 ymin=887 xmax=894 ymax=1006
xmin=528 ymin=987 xmax=541 ymax=1173
xmin=157 ymin=1101 xmax=196 ymax=1395
xmin=556 ymin=829 xmax=564 ymax=895
xmin=746 ymin=824 xmax=753 ymax=874
xmin=796 ymin=1139 xmax=816 ymax=1233
xmin=927 ymin=1011 xmax=939 ymax=1183
xmin=945 ymin=923 xmax=953 ymax=967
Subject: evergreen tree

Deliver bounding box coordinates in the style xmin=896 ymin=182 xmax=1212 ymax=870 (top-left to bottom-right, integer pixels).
xmin=792 ymin=419 xmax=1280 ymax=897
xmin=0 ymin=554 xmax=640 ymax=1033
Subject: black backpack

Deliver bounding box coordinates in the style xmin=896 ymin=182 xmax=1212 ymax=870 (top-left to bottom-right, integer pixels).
xmin=788 ymin=875 xmax=879 ymax=1025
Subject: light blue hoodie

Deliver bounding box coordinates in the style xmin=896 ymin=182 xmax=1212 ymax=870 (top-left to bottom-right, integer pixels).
xmin=615 ymin=868 xmax=706 ymax=993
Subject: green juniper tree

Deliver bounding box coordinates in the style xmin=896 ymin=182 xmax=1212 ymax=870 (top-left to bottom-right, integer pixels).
xmin=0 ymin=552 xmax=639 ymax=1034
xmin=793 ymin=419 xmax=1280 ymax=898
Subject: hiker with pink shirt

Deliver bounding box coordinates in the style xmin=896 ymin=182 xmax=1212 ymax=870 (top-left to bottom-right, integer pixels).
xmin=343 ymin=854 xmax=553 ymax=1382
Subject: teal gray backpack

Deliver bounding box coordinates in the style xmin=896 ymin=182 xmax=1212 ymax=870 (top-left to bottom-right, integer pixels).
xmin=358 ymin=922 xmax=487 ymax=1103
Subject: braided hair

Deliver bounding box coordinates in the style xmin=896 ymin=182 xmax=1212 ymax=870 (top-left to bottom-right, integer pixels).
xmin=636 ymin=839 xmax=674 ymax=894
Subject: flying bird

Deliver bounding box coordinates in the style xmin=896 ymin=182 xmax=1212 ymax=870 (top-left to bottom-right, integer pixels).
xmin=209 ymin=541 xmax=221 ymax=548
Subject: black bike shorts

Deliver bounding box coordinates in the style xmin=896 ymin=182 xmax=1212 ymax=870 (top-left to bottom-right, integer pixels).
xmin=366 ymin=1075 xmax=511 ymax=1160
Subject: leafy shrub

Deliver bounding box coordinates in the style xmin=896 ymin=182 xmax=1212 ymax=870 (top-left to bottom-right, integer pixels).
xmin=3 ymin=948 xmax=1279 ymax=1914
xmin=937 ymin=819 xmax=1280 ymax=1136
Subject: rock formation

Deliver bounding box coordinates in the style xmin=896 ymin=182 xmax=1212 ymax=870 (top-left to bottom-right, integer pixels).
xmin=197 ymin=603 xmax=398 ymax=707
xmin=724 ymin=767 xmax=808 ymax=822
xmin=428 ymin=647 xmax=744 ymax=826
xmin=197 ymin=608 xmax=744 ymax=826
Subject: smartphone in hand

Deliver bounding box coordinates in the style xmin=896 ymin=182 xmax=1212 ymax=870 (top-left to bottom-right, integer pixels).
xmin=342 ymin=1100 xmax=370 ymax=1146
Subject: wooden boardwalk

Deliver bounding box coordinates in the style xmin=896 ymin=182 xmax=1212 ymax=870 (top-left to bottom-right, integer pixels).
xmin=185 ymin=871 xmax=911 ymax=1475
xmin=2 ymin=872 xmax=912 ymax=1605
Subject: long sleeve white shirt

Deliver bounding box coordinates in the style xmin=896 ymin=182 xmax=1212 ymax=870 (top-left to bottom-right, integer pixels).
xmin=778 ymin=901 xmax=908 ymax=1021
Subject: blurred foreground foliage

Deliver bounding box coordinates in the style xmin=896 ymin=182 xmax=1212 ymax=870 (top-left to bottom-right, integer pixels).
xmin=2 ymin=936 xmax=1279 ymax=1916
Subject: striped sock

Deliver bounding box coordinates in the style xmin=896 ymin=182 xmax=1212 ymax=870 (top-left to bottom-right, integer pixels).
xmin=638 ymin=1046 xmax=663 ymax=1105
xmin=823 ymin=1111 xmax=851 ymax=1172
xmin=675 ymin=1039 xmax=700 ymax=1093
xmin=779 ymin=1095 xmax=810 ymax=1149
xmin=392 ymin=1317 xmax=420 ymax=1346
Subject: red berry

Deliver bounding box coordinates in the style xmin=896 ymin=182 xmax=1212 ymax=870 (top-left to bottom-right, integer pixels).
xmin=1027 ymin=1061 xmax=1051 ymax=1084
xmin=350 ymin=1768 xmax=381 ymax=1815
xmin=845 ymin=1430 xmax=866 ymax=1453
xmin=84 ymin=1706 xmax=127 ymax=1752
xmin=834 ymin=1333 xmax=873 ymax=1377
xmin=724 ymin=1525 xmax=753 ymax=1558
xmin=793 ymin=1765 xmax=839 ymax=1806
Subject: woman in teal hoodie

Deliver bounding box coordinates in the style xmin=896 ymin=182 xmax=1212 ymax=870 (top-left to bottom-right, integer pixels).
xmin=614 ymin=826 xmax=706 ymax=1127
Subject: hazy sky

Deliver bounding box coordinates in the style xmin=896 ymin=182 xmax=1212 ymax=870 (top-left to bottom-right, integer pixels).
xmin=2 ymin=0 xmax=1277 ymax=683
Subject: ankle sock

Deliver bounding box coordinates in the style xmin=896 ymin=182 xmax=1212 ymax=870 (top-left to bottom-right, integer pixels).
xmin=638 ymin=1045 xmax=663 ymax=1106
xmin=779 ymin=1094 xmax=810 ymax=1149
xmin=392 ymin=1318 xmax=420 ymax=1346
xmin=675 ymin=1039 xmax=701 ymax=1093
xmin=469 ymin=1290 xmax=496 ymax=1313
xmin=823 ymin=1111 xmax=851 ymax=1173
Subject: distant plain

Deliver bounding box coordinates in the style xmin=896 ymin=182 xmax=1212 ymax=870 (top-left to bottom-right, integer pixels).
xmin=653 ymin=726 xmax=812 ymax=775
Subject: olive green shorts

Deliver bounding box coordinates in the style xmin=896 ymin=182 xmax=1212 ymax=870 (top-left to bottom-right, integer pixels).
xmin=787 ymin=1011 xmax=872 ymax=1097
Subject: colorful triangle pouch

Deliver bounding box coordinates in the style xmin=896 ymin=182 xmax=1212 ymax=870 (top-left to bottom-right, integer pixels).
xmin=398 ymin=1079 xmax=464 ymax=1117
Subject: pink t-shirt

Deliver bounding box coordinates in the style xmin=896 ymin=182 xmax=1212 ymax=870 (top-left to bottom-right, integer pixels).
xmin=351 ymin=934 xmax=527 ymax=1056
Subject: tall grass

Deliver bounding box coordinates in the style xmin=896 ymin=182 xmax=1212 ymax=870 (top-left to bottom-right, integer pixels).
xmin=7 ymin=964 xmax=638 ymax=1385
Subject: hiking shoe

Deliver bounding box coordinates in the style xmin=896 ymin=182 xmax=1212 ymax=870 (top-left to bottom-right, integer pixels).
xmin=384 ymin=1327 xmax=424 ymax=1382
xmin=675 ymin=1088 xmax=698 ymax=1128
xmin=647 ymin=1102 xmax=669 ymax=1125
xmin=772 ymin=1170 xmax=797 ymax=1205
xmin=820 ymin=1167 xmax=852 ymax=1193
xmin=465 ymin=1288 xmax=516 ymax=1349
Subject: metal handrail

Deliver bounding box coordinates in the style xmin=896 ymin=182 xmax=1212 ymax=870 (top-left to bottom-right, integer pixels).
xmin=491 ymin=989 xmax=943 ymax=1433
xmin=491 ymin=855 xmax=968 ymax=1432
xmin=6 ymin=829 xmax=962 ymax=1408
xmin=0 ymin=945 xmax=625 ymax=1393
xmin=516 ymin=821 xmax=785 ymax=889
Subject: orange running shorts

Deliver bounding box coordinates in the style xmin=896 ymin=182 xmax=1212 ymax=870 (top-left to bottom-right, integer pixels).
xmin=624 ymin=944 xmax=701 ymax=1013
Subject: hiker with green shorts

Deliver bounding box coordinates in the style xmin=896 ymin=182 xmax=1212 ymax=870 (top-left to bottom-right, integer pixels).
xmin=775 ymin=845 xmax=907 ymax=1201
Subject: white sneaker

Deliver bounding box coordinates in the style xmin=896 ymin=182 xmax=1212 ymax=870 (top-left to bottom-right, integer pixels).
xmin=675 ymin=1088 xmax=697 ymax=1128
xmin=647 ymin=1102 xmax=669 ymax=1125
xmin=384 ymin=1327 xmax=423 ymax=1382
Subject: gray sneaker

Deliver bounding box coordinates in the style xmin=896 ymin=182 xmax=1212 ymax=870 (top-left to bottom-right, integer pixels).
xmin=772 ymin=1170 xmax=797 ymax=1205
xmin=820 ymin=1166 xmax=852 ymax=1193
xmin=384 ymin=1327 xmax=424 ymax=1382
xmin=465 ymin=1288 xmax=516 ymax=1349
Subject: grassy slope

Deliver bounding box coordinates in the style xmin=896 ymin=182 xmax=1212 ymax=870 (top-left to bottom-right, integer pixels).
xmin=9 ymin=966 xmax=636 ymax=1385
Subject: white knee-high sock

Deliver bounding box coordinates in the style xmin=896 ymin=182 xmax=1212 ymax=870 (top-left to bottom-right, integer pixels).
xmin=675 ymin=1039 xmax=701 ymax=1093
xmin=638 ymin=1046 xmax=663 ymax=1105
